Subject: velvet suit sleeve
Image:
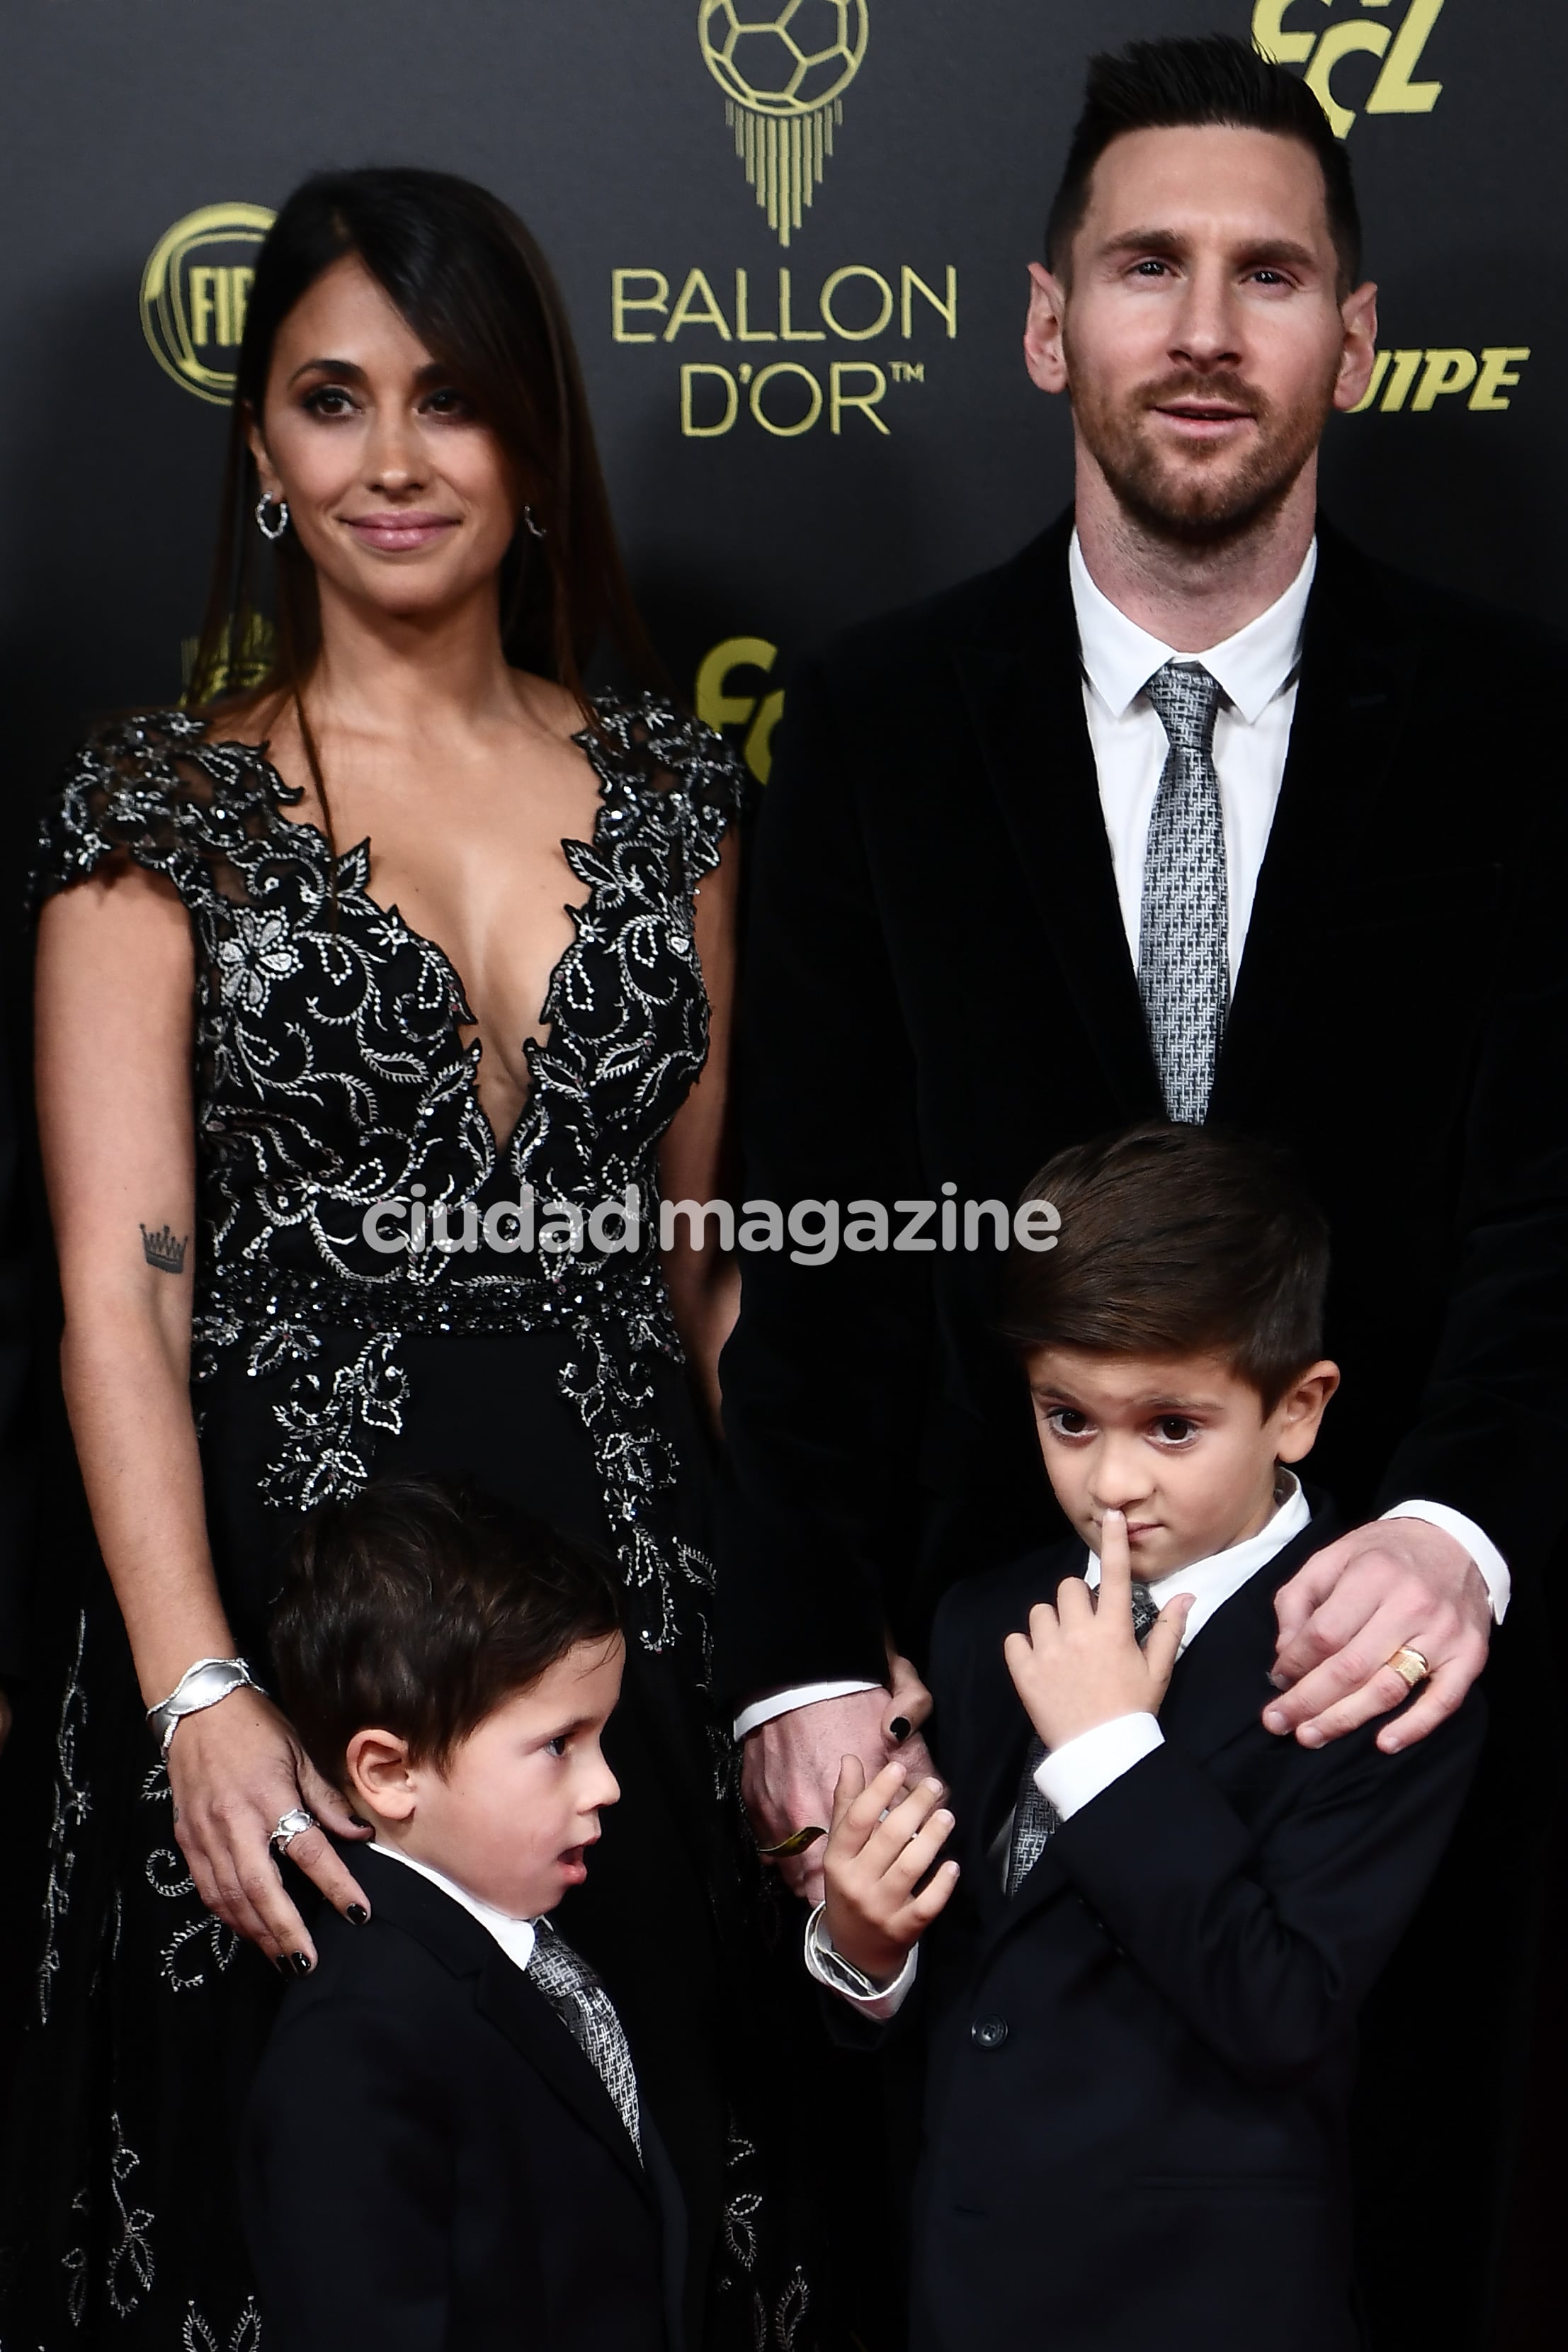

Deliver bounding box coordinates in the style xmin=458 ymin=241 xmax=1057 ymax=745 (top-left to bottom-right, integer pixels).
xmin=1046 ymin=1694 xmax=1487 ymax=2086
xmin=715 ymin=653 xmax=931 ymax=1707
xmin=1372 ymin=818 xmax=1568 ymax=1598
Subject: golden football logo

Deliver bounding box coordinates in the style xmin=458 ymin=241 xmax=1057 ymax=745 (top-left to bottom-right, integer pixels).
xmin=141 ymin=202 xmax=276 ymax=404
xmin=699 ymin=1 xmax=869 ymax=247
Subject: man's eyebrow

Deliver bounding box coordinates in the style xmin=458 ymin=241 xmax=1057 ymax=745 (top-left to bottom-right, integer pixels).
xmin=1095 ymin=228 xmax=1320 ymax=271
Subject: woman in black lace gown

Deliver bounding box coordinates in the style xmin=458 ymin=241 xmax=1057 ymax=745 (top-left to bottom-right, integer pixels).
xmin=6 ymin=169 xmax=819 ymax=2351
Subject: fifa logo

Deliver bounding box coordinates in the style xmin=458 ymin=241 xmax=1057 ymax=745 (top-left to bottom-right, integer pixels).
xmin=141 ymin=203 xmax=275 ymax=404
xmin=699 ymin=1 xmax=869 ymax=246
xmin=1253 ymin=1 xmax=1446 ymax=139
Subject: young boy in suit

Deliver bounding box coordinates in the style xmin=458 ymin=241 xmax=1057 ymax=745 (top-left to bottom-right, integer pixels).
xmin=812 ymin=1124 xmax=1485 ymax=2352
xmin=241 ymin=1476 xmax=685 ymax=2352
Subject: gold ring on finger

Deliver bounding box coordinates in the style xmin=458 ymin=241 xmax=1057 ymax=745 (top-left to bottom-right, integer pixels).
xmin=1386 ymin=1646 xmax=1430 ymax=1691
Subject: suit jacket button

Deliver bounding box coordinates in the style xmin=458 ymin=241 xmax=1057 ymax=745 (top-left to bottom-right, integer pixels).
xmin=971 ymin=2015 xmax=1009 ymax=2049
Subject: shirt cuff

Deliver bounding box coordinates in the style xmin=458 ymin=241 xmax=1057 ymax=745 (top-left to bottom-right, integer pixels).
xmin=1380 ymin=1500 xmax=1510 ymax=1624
xmin=733 ymin=1679 xmax=882 ymax=1741
xmin=1033 ymin=1712 xmax=1164 ymax=1820
xmin=802 ymin=1903 xmax=919 ymax=2020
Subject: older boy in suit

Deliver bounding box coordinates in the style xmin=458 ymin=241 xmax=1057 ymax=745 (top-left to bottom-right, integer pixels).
xmin=813 ymin=1126 xmax=1484 ymax=2351
xmin=241 ymin=1478 xmax=685 ymax=2352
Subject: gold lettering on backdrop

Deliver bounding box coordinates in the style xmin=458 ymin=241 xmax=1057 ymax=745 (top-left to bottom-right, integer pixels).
xmin=699 ymin=1 xmax=870 ymax=248
xmin=830 ymin=362 xmax=889 ymax=435
xmin=1252 ymin=0 xmax=1446 ymax=137
xmin=778 ymin=269 xmax=826 ymax=342
xmin=901 ymin=266 xmax=958 ymax=339
xmin=664 ymin=268 xmax=733 ymax=341
xmin=1470 ymin=349 xmax=1531 ymax=412
xmin=141 ymin=202 xmax=275 ymax=403
xmin=820 ymin=266 xmax=894 ymax=341
xmin=1348 ymin=347 xmax=1533 ymax=414
xmin=695 ymin=639 xmax=783 ymax=784
xmin=749 ymin=361 xmax=823 ymax=437
xmin=734 ymin=271 xmax=778 ymax=343
xmin=680 ymin=365 xmax=739 ymax=437
xmin=613 ymin=269 xmax=670 ymax=343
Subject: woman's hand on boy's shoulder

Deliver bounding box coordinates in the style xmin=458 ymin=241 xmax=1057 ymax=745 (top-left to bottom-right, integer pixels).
xmin=821 ymin=1756 xmax=959 ymax=1986
xmin=1004 ymin=1510 xmax=1193 ymax=1753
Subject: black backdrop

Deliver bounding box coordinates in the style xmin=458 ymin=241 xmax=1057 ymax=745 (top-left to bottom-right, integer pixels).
xmin=0 ymin=0 xmax=1560 ymax=817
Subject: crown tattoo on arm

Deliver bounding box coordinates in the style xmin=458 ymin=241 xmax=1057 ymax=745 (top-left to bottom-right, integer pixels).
xmin=140 ymin=1222 xmax=190 ymax=1275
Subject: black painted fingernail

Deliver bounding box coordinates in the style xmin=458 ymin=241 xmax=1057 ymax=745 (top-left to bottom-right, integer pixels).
xmin=346 ymin=1905 xmax=370 ymax=1927
xmin=286 ymin=1952 xmax=313 ymax=1977
xmin=889 ymin=1717 xmax=912 ymax=1743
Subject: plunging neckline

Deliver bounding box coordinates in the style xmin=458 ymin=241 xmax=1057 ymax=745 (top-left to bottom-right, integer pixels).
xmin=220 ymin=720 xmax=613 ymax=1166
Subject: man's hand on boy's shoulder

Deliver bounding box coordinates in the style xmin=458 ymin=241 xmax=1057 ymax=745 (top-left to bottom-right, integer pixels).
xmin=1004 ymin=1509 xmax=1193 ymax=1753
xmin=1265 ymin=1518 xmax=1492 ymax=1755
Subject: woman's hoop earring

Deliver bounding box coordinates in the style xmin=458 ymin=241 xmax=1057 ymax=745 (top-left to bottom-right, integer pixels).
xmin=523 ymin=505 xmax=547 ymax=540
xmin=255 ymin=495 xmax=290 ymax=543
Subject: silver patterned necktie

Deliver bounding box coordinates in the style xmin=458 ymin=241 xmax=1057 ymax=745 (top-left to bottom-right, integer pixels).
xmin=527 ymin=1918 xmax=643 ymax=2157
xmin=1004 ymin=1579 xmax=1162 ymax=1897
xmin=1137 ymin=660 xmax=1229 ymax=1124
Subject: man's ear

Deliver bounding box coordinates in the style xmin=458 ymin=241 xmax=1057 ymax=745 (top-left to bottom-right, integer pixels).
xmin=1023 ymin=261 xmax=1070 ymax=396
xmin=344 ymin=1726 xmax=418 ymax=1824
xmin=1273 ymin=1360 xmax=1341 ymax=1464
xmin=1333 ymin=281 xmax=1380 ymax=414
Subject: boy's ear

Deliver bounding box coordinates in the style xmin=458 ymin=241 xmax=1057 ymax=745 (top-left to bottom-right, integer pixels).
xmin=1271 ymin=1360 xmax=1341 ymax=1464
xmin=344 ymin=1726 xmax=418 ymax=1824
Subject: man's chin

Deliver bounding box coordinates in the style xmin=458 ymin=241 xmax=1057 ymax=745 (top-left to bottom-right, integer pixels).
xmin=1114 ymin=462 xmax=1298 ymax=548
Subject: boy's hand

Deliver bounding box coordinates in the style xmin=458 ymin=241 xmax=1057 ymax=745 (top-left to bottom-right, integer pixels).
xmin=1004 ymin=1509 xmax=1194 ymax=1752
xmin=822 ymin=1757 xmax=959 ymax=1986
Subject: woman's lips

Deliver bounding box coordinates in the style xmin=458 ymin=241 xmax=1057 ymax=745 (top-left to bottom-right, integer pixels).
xmin=343 ymin=511 xmax=458 ymax=553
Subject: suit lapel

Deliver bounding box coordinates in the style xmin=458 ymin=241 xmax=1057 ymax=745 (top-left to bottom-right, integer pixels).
xmin=1210 ymin=526 xmax=1421 ymax=1121
xmin=348 ymin=1846 xmax=650 ymax=2199
xmin=950 ymin=519 xmax=1163 ymax=1120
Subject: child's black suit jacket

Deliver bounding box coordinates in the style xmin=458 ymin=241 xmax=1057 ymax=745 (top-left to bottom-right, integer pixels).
xmin=907 ymin=1502 xmax=1485 ymax=2352
xmin=240 ymin=1843 xmax=685 ymax=2352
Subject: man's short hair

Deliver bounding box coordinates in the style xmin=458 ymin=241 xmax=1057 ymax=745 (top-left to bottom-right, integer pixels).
xmin=1001 ymin=1122 xmax=1330 ymax=1412
xmin=1047 ymin=34 xmax=1363 ymax=293
xmin=271 ymin=1476 xmax=620 ymax=1785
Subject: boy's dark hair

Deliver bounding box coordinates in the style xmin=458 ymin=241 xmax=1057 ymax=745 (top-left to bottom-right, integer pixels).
xmin=1001 ymin=1123 xmax=1330 ymax=1413
xmin=1047 ymin=35 xmax=1363 ymax=292
xmin=271 ymin=1476 xmax=620 ymax=1785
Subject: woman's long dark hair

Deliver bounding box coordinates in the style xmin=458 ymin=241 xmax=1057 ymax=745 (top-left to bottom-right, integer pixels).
xmin=190 ymin=166 xmax=659 ymax=825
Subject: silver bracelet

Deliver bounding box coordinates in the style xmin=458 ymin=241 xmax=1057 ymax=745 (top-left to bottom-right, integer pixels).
xmin=146 ymin=1656 xmax=259 ymax=1758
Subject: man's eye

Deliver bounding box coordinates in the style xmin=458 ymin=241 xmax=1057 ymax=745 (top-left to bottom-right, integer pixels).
xmin=1131 ymin=259 xmax=1170 ymax=278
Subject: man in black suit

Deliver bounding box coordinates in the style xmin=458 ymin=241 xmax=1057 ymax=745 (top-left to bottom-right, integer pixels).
xmin=809 ymin=1124 xmax=1484 ymax=2352
xmin=242 ymin=1479 xmax=685 ymax=2352
xmin=718 ymin=33 xmax=1566 ymax=2346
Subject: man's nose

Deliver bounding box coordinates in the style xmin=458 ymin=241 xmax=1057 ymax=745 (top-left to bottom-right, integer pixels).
xmin=1168 ymin=264 xmax=1244 ymax=372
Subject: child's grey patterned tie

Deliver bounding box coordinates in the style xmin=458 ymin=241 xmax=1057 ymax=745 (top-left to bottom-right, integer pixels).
xmin=527 ymin=1919 xmax=643 ymax=2156
xmin=1137 ymin=661 xmax=1229 ymax=1123
xmin=1004 ymin=1580 xmax=1162 ymax=1898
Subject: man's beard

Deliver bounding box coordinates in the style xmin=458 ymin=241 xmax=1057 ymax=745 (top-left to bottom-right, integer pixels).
xmin=1069 ymin=355 xmax=1339 ymax=548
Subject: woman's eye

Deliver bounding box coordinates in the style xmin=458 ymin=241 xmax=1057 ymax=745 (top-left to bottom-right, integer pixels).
xmin=305 ymin=385 xmax=356 ymax=417
xmin=423 ymin=386 xmax=475 ymax=418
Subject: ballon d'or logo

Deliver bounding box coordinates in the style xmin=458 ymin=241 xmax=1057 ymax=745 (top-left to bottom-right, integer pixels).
xmin=141 ymin=202 xmax=276 ymax=404
xmin=699 ymin=1 xmax=869 ymax=247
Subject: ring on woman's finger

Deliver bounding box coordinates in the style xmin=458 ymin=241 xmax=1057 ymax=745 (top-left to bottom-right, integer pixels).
xmin=269 ymin=1807 xmax=317 ymax=1857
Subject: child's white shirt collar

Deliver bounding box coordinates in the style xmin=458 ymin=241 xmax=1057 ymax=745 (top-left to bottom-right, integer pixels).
xmin=366 ymin=1838 xmax=540 ymax=1973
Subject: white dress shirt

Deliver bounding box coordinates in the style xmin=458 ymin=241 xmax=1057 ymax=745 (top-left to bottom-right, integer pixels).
xmin=741 ymin=543 xmax=1508 ymax=1744
xmin=366 ymin=1837 xmax=538 ymax=1972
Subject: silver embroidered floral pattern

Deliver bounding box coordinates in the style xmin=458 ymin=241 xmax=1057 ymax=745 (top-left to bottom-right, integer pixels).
xmin=39 ymin=1609 xmax=90 ymax=2025
xmin=33 ymin=695 xmax=744 ymax=1654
